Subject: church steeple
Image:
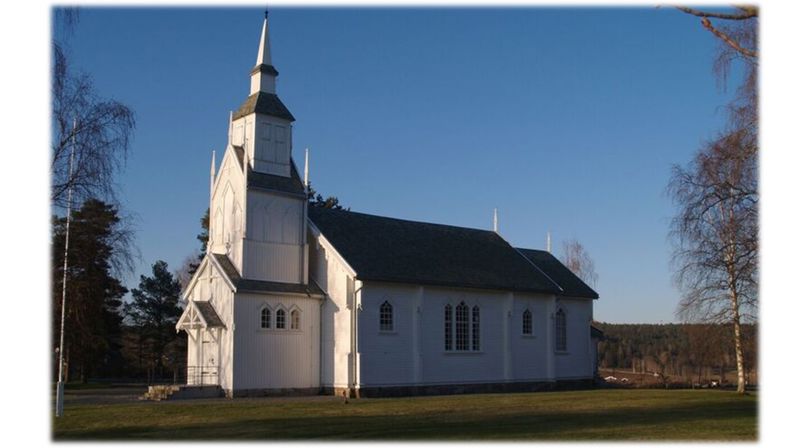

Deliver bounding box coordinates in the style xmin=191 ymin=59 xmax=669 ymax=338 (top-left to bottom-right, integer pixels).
xmin=250 ymin=10 xmax=278 ymax=95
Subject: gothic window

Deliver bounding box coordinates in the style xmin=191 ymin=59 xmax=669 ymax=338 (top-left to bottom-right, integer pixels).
xmin=379 ymin=301 xmax=393 ymax=332
xmin=260 ymin=306 xmax=271 ymax=329
xmin=555 ymin=308 xmax=567 ymax=352
xmin=455 ymin=302 xmax=469 ymax=351
xmin=276 ymin=308 xmax=286 ymax=329
xmin=522 ymin=309 xmax=533 ymax=335
xmin=444 ymin=304 xmax=452 ymax=351
xmin=471 ymin=306 xmax=481 ymax=351
xmin=290 ymin=309 xmax=300 ymax=330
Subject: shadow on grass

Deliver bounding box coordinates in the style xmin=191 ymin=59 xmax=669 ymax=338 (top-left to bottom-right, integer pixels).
xmin=55 ymin=393 xmax=757 ymax=441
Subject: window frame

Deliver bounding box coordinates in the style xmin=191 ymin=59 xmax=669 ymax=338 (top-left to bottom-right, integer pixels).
xmin=555 ymin=307 xmax=567 ymax=352
xmin=290 ymin=308 xmax=301 ymax=330
xmin=522 ymin=308 xmax=533 ymax=336
xmin=260 ymin=305 xmax=272 ymax=330
xmin=276 ymin=308 xmax=287 ymax=330
xmin=379 ymin=301 xmax=394 ymax=333
xmin=444 ymin=301 xmax=481 ymax=353
xmin=471 ymin=306 xmax=480 ymax=351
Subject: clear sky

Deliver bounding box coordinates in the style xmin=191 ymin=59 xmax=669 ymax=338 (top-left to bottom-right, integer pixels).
xmin=60 ymin=6 xmax=744 ymax=324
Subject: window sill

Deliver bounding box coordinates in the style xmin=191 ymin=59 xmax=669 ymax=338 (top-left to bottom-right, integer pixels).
xmin=443 ymin=350 xmax=484 ymax=355
xmin=554 ymin=350 xmax=569 ymax=355
xmin=522 ymin=334 xmax=536 ymax=339
xmin=258 ymin=329 xmax=302 ymax=334
xmin=379 ymin=330 xmax=397 ymax=335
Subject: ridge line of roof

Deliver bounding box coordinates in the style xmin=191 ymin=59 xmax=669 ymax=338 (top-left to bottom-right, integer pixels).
xmin=310 ymin=207 xmax=502 ymax=235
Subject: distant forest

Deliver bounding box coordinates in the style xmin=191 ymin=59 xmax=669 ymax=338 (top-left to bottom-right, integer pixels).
xmin=594 ymin=323 xmax=757 ymax=385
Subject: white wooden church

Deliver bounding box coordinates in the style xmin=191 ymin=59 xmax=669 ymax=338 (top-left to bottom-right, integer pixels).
xmin=176 ymin=14 xmax=600 ymax=398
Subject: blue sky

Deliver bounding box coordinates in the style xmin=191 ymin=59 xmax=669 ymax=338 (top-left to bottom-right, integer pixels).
xmin=60 ymin=6 xmax=743 ymax=324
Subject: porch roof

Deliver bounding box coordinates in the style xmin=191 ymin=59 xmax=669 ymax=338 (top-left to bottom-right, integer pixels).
xmin=176 ymin=300 xmax=226 ymax=331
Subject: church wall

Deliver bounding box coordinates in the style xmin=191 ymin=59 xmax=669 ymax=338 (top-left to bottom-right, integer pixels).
xmin=231 ymin=293 xmax=320 ymax=390
xmin=554 ymin=298 xmax=594 ymax=379
xmin=308 ymin=229 xmax=354 ymax=390
xmin=356 ymin=282 xmax=593 ymax=388
xmin=358 ymin=283 xmax=517 ymax=386
xmin=242 ymin=190 xmax=305 ymax=283
xmin=356 ymin=283 xmax=419 ymax=386
xmin=509 ymin=292 xmax=555 ymax=381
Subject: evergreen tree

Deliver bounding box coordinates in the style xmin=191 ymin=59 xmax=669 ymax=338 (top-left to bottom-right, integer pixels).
xmin=52 ymin=199 xmax=128 ymax=382
xmin=124 ymin=260 xmax=183 ymax=380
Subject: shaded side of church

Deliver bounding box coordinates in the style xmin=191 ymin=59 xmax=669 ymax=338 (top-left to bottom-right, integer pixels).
xmin=176 ymin=14 xmax=600 ymax=398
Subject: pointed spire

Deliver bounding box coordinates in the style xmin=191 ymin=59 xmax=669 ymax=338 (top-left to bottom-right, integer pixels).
xmin=210 ymin=150 xmax=216 ymax=186
xmin=304 ymin=147 xmax=310 ymax=192
xmin=227 ymin=111 xmax=233 ymax=145
xmin=250 ymin=10 xmax=278 ymax=95
xmin=256 ymin=10 xmax=272 ymax=66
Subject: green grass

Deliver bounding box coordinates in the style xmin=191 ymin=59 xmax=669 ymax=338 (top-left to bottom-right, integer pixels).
xmin=53 ymin=389 xmax=757 ymax=440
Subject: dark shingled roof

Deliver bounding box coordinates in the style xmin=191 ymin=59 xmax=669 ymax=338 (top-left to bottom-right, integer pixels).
xmin=247 ymin=162 xmax=306 ymax=197
xmin=591 ymin=325 xmax=605 ymax=339
xmin=232 ymin=91 xmax=295 ymax=122
xmin=516 ymin=248 xmax=599 ymax=299
xmin=194 ymin=301 xmax=225 ymax=328
xmin=211 ymin=253 xmax=324 ymax=297
xmin=233 ymin=145 xmax=245 ymax=170
xmin=308 ymin=208 xmax=564 ymax=295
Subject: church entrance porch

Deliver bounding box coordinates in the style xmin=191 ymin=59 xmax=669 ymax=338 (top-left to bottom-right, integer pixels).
xmin=176 ymin=300 xmax=226 ymax=387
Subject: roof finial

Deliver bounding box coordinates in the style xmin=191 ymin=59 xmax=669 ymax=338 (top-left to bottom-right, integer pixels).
xmin=264 ymin=6 xmax=269 ymax=20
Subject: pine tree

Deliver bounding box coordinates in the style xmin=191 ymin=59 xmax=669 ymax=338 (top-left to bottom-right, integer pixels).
xmin=124 ymin=261 xmax=183 ymax=381
xmin=52 ymin=199 xmax=128 ymax=382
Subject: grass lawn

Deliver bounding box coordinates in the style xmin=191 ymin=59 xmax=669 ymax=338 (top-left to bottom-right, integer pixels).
xmin=52 ymin=388 xmax=757 ymax=440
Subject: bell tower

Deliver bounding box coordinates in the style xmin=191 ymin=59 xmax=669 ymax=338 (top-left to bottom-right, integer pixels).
xmin=207 ymin=10 xmax=309 ymax=285
xmin=230 ymin=10 xmax=296 ymax=177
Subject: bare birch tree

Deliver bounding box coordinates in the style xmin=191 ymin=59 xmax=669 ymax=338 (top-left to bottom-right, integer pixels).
xmin=560 ymin=239 xmax=598 ymax=288
xmin=670 ymin=4 xmax=758 ymax=396
xmin=51 ymin=8 xmax=136 ymax=209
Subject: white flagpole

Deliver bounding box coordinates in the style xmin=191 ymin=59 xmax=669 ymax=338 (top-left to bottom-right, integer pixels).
xmin=56 ymin=119 xmax=77 ymax=417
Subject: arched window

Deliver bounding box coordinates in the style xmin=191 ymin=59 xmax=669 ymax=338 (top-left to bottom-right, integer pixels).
xmin=555 ymin=308 xmax=567 ymax=351
xmin=276 ymin=309 xmax=286 ymax=329
xmin=290 ymin=309 xmax=300 ymax=330
xmin=379 ymin=301 xmax=393 ymax=332
xmin=471 ymin=306 xmax=480 ymax=351
xmin=261 ymin=307 xmax=271 ymax=329
xmin=522 ymin=309 xmax=532 ymax=335
xmin=444 ymin=304 xmax=453 ymax=351
xmin=455 ymin=302 xmax=469 ymax=351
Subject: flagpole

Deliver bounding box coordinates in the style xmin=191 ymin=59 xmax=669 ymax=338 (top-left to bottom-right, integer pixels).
xmin=55 ymin=119 xmax=77 ymax=417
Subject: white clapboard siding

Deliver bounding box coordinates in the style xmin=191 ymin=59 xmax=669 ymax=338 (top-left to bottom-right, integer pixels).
xmin=232 ymin=293 xmax=320 ymax=390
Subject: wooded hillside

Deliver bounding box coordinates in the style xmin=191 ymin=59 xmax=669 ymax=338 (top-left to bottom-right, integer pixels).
xmin=594 ymin=323 xmax=757 ymax=385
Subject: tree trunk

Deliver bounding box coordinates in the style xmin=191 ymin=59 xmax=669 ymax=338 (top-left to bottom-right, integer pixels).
xmin=730 ymin=289 xmax=747 ymax=394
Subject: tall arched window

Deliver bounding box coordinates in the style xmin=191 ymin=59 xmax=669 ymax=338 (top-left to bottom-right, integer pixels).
xmin=379 ymin=301 xmax=393 ymax=332
xmin=290 ymin=309 xmax=300 ymax=330
xmin=276 ymin=309 xmax=286 ymax=329
xmin=522 ymin=309 xmax=532 ymax=335
xmin=261 ymin=307 xmax=271 ymax=329
xmin=555 ymin=308 xmax=567 ymax=351
xmin=471 ymin=306 xmax=480 ymax=351
xmin=444 ymin=304 xmax=453 ymax=351
xmin=455 ymin=302 xmax=469 ymax=351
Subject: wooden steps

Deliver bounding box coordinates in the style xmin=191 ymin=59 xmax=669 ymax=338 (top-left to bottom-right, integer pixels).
xmin=140 ymin=384 xmax=223 ymax=401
